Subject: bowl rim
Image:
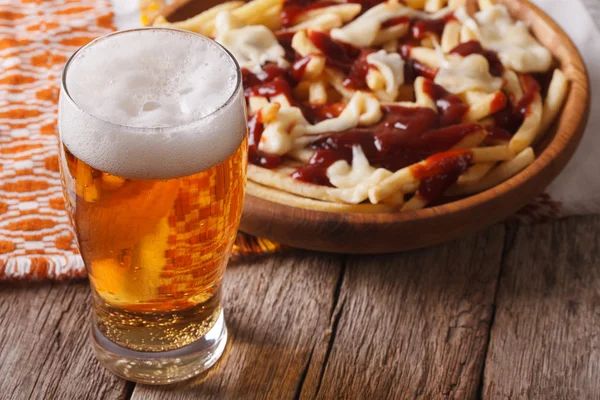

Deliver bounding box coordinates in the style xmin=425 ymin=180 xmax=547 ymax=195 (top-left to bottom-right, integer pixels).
xmin=243 ymin=0 xmax=590 ymax=227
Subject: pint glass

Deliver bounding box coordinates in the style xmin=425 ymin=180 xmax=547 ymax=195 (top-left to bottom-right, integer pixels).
xmin=58 ymin=28 xmax=247 ymax=384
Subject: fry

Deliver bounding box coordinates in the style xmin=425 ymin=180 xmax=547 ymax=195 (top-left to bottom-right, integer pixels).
xmin=425 ymin=0 xmax=445 ymax=12
xmin=448 ymin=0 xmax=467 ymax=9
xmin=457 ymin=162 xmax=495 ymax=185
xmin=451 ymin=130 xmax=487 ymax=149
xmin=325 ymin=68 xmax=355 ymax=99
xmin=374 ymin=23 xmax=410 ymax=45
xmin=309 ymin=81 xmax=328 ymax=105
xmin=292 ymin=30 xmax=321 ymax=57
xmin=471 ymin=146 xmax=514 ymax=162
xmin=463 ymin=92 xmax=507 ymax=122
xmin=366 ymin=69 xmax=386 ymax=92
xmin=540 ymin=69 xmax=569 ymax=133
xmin=369 ymin=146 xmax=514 ymax=203
xmin=401 ymin=195 xmax=428 ymax=211
xmin=288 ymin=149 xmax=314 ymax=163
xmin=477 ymin=0 xmax=495 ymax=10
xmin=286 ymin=13 xmax=343 ymax=32
xmin=261 ymin=102 xmax=281 ymax=123
xmin=509 ymin=93 xmax=543 ymax=153
xmin=447 ymin=147 xmax=535 ymax=195
xmin=233 ymin=0 xmax=284 ymax=25
xmin=153 ymin=1 xmax=244 ymax=36
xmin=293 ymin=81 xmax=311 ymax=101
xmin=409 ymin=47 xmax=442 ymax=70
xmin=244 ymin=5 xmax=283 ymax=30
xmin=369 ymin=167 xmax=415 ymax=204
xmin=503 ymin=70 xmax=524 ymax=102
xmin=247 ymin=181 xmax=397 ymax=213
xmin=271 ymin=93 xmax=291 ymax=107
xmin=415 ymin=77 xmax=437 ymax=111
xmin=381 ymin=190 xmax=405 ymax=207
xmin=293 ymin=4 xmax=361 ymax=25
xmin=441 ymin=21 xmax=461 ymax=53
xmin=249 ymin=164 xmax=387 ymax=205
xmin=249 ymin=165 xmax=342 ymax=203
xmin=248 ymin=96 xmax=269 ymax=116
xmin=304 ymin=55 xmax=327 ymax=80
xmin=460 ymin=24 xmax=478 ymax=43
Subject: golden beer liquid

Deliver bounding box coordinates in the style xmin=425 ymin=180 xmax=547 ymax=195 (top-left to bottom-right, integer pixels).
xmin=60 ymin=136 xmax=247 ymax=352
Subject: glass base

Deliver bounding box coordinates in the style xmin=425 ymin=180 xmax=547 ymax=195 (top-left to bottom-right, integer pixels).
xmin=92 ymin=310 xmax=227 ymax=384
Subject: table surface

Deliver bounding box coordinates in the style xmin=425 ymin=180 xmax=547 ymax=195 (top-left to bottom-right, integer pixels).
xmin=4 ymin=0 xmax=600 ymax=396
xmin=1 ymin=215 xmax=599 ymax=399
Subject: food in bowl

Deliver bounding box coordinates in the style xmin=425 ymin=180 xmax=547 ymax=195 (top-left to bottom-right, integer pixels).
xmin=155 ymin=0 xmax=569 ymax=213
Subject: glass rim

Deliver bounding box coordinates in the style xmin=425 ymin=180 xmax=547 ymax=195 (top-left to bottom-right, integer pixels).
xmin=60 ymin=27 xmax=243 ymax=133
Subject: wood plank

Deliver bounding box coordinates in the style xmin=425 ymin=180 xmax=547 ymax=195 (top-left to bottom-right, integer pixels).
xmin=132 ymin=251 xmax=344 ymax=400
xmin=0 ymin=281 xmax=130 ymax=400
xmin=483 ymin=216 xmax=600 ymax=399
xmin=300 ymin=225 xmax=507 ymax=400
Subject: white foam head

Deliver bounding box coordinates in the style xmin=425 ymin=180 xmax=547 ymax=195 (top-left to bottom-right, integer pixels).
xmin=60 ymin=28 xmax=246 ymax=180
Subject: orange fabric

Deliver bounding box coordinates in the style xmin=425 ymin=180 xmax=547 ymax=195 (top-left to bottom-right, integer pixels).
xmin=0 ymin=0 xmax=115 ymax=280
xmin=0 ymin=0 xmax=279 ymax=281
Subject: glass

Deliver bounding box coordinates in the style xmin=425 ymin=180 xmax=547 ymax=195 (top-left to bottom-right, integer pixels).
xmin=58 ymin=28 xmax=247 ymax=384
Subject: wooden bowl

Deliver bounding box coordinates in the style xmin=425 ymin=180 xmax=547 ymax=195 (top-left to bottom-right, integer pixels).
xmin=164 ymin=0 xmax=590 ymax=254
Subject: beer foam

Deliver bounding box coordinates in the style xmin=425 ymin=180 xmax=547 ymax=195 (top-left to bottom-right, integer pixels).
xmin=61 ymin=28 xmax=246 ymax=180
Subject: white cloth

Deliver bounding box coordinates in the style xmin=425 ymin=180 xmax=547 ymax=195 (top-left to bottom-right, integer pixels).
xmin=110 ymin=0 xmax=141 ymax=30
xmin=534 ymin=0 xmax=600 ymax=215
xmin=111 ymin=0 xmax=600 ymax=216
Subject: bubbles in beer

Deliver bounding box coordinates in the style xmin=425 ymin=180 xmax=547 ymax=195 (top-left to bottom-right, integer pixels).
xmin=66 ymin=29 xmax=237 ymax=128
xmin=61 ymin=29 xmax=247 ymax=180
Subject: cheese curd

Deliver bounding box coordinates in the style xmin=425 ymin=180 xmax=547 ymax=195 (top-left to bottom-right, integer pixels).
xmin=459 ymin=5 xmax=552 ymax=73
xmin=257 ymin=92 xmax=383 ymax=155
xmin=301 ymin=91 xmax=383 ymax=135
xmin=366 ymin=50 xmax=405 ymax=101
xmin=327 ymin=146 xmax=393 ymax=204
xmin=214 ymin=11 xmax=289 ymax=73
xmin=435 ymin=54 xmax=503 ymax=94
xmin=258 ymin=106 xmax=308 ymax=155
xmin=331 ymin=2 xmax=452 ymax=47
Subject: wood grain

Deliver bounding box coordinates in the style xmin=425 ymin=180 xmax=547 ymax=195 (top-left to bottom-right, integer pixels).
xmin=131 ymin=251 xmax=344 ymax=399
xmin=483 ymin=216 xmax=600 ymax=399
xmin=299 ymin=225 xmax=506 ymax=399
xmin=0 ymin=282 xmax=130 ymax=400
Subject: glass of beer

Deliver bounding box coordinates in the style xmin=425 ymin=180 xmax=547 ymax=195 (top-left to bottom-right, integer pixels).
xmin=58 ymin=28 xmax=247 ymax=384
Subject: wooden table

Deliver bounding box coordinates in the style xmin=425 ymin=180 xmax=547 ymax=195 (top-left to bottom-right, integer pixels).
xmin=2 ymin=215 xmax=600 ymax=399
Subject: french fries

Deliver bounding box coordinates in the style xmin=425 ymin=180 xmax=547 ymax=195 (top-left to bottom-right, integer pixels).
xmin=447 ymin=147 xmax=535 ymax=195
xmin=368 ymin=146 xmax=516 ymax=204
xmin=247 ymin=181 xmax=397 ymax=212
xmin=286 ymin=13 xmax=343 ymax=32
xmin=509 ymin=93 xmax=543 ymax=153
xmin=153 ymin=1 xmax=244 ymax=36
xmin=541 ymin=69 xmax=569 ymax=133
xmin=415 ymin=77 xmax=437 ymax=110
xmin=293 ymin=4 xmax=361 ymax=25
xmin=168 ymin=0 xmax=569 ymax=214
xmin=463 ymin=92 xmax=506 ymax=122
xmin=441 ymin=21 xmax=461 ymax=52
xmin=425 ymin=0 xmax=445 ymax=12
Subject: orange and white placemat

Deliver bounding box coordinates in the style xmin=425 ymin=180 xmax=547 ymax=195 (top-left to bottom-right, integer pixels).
xmin=0 ymin=0 xmax=115 ymax=280
xmin=0 ymin=0 xmax=276 ymax=281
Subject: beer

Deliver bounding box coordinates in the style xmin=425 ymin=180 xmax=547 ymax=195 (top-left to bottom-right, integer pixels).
xmin=58 ymin=28 xmax=247 ymax=383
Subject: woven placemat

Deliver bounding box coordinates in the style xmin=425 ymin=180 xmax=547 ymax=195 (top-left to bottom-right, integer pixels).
xmin=0 ymin=0 xmax=279 ymax=281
